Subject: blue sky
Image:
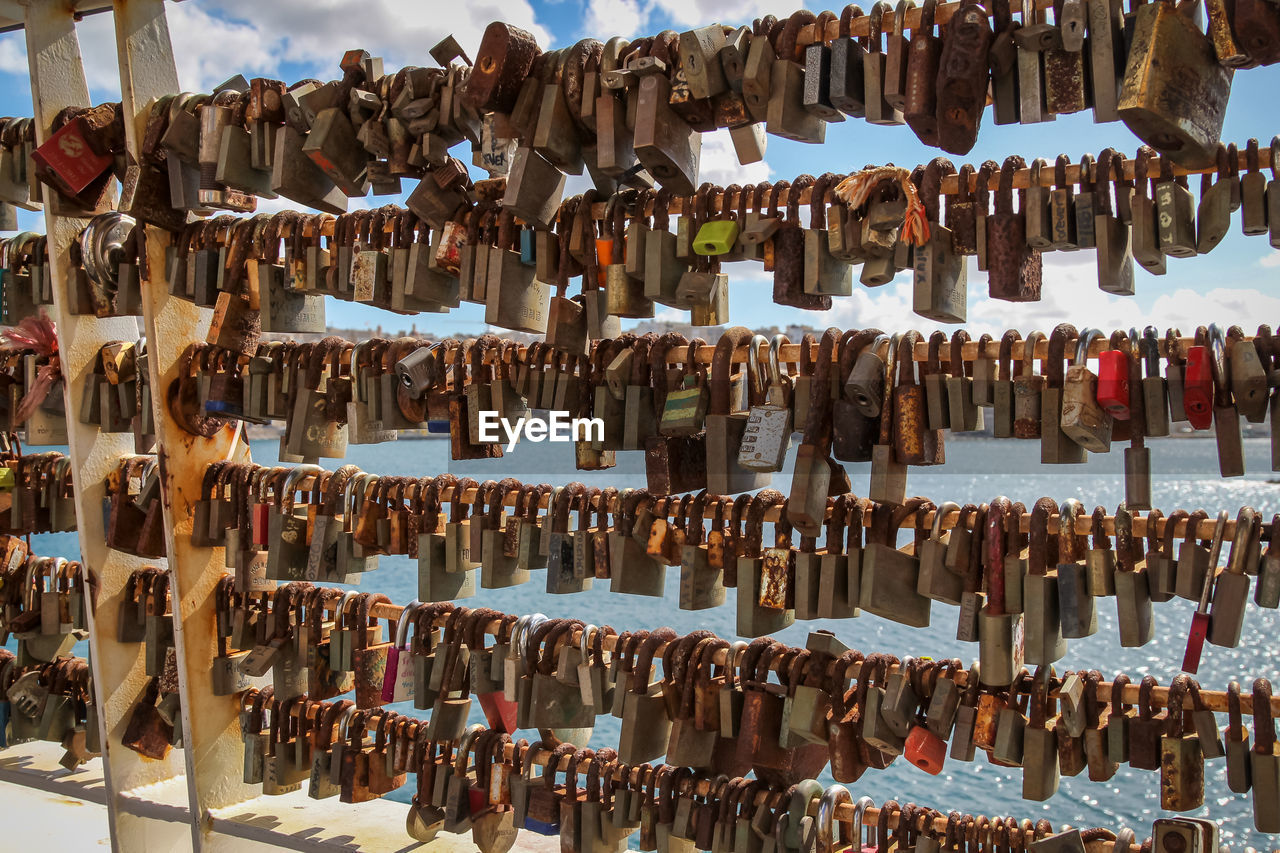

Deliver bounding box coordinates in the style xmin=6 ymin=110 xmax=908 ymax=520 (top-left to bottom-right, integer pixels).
xmin=0 ymin=0 xmax=1276 ymax=337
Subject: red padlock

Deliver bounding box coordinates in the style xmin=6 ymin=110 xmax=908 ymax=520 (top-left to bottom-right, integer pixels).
xmin=1096 ymin=338 xmax=1131 ymax=420
xmin=473 ymin=616 xmax=518 ymax=733
xmin=468 ymin=783 xmax=488 ymax=816
xmin=1182 ymin=510 xmax=1227 ymax=674
xmin=252 ymin=500 xmax=271 ymax=547
xmin=478 ymin=688 xmax=518 ymax=734
xmin=1183 ymin=342 xmax=1215 ymax=430
xmin=1183 ymin=608 xmax=1209 ymax=675
xmin=905 ymin=723 xmax=948 ymax=775
xmin=31 ymin=116 xmax=113 ymax=196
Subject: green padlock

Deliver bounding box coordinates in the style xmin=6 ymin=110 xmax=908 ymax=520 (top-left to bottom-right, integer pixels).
xmin=692 ymin=220 xmax=740 ymax=256
xmin=0 ymin=467 xmax=14 ymax=491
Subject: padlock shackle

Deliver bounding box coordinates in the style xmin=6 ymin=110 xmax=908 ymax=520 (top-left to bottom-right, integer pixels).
xmin=1057 ymin=499 xmax=1087 ymax=562
xmin=1208 ymin=323 xmax=1230 ymax=406
xmin=1074 ymin=328 xmax=1104 ymax=365
xmin=1028 ymin=496 xmax=1058 ymax=576
xmin=998 ymin=330 xmax=1019 ymax=380
xmin=996 ymin=155 xmax=1026 ymax=213
xmin=1196 ymin=510 xmax=1230 ymax=612
xmin=817 ymin=783 xmax=853 ymax=850
xmin=745 ymin=332 xmax=770 ymax=402
xmin=1114 ymin=504 xmax=1137 ymax=572
xmin=394 ymin=600 xmax=421 ymax=649
xmin=946 ymin=329 xmax=972 ymax=380
xmin=1226 ymin=507 xmax=1257 ymax=576
xmin=897 ymin=330 xmax=923 ymax=385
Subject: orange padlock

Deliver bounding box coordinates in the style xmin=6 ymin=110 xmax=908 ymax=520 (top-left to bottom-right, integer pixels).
xmin=594 ymin=238 xmax=614 ymax=289
xmin=905 ymin=723 xmax=947 ymax=775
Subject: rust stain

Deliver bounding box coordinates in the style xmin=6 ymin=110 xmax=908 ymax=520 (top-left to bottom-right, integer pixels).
xmin=759 ymin=548 xmax=789 ymax=610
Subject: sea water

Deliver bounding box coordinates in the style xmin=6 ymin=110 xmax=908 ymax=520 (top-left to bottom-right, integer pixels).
xmin=22 ymin=435 xmax=1280 ymax=849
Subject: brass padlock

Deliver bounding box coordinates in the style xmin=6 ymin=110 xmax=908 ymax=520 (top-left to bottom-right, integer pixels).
xmin=1059 ymin=328 xmax=1113 ymax=453
xmin=1117 ymin=0 xmax=1232 ymax=168
xmin=738 ymin=335 xmax=794 ymax=473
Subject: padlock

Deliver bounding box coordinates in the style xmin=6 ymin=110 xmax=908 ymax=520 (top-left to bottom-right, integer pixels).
xmin=1117 ymin=0 xmax=1232 ymax=168
xmin=1137 ymin=326 xmax=1170 ymax=437
xmin=1131 ymin=147 xmax=1168 ymax=274
xmin=767 ymin=14 xmax=827 ymax=143
xmin=1208 ymin=324 xmax=1245 ymax=478
xmin=987 ymin=155 xmax=1042 ymax=302
xmin=1060 ymin=328 xmax=1113 ymax=453
xmin=1112 ymin=505 xmax=1155 ymax=647
xmin=738 ymin=335 xmax=794 ymax=474
xmin=1096 ymin=335 xmax=1132 ymax=421
xmin=1055 ymin=499 xmax=1097 ymax=640
xmin=861 ymin=500 xmax=932 ymax=627
xmin=1208 ymin=507 xmax=1257 ymax=648
xmin=913 ymin=158 xmax=967 ymax=322
xmin=1022 ymin=672 xmax=1062 ymax=801
xmin=1151 ymin=817 xmax=1219 ymax=853
xmin=1160 ymin=677 xmax=1205 ymax=812
xmin=946 ymin=330 xmax=984 ymax=433
xmin=1228 ymin=326 xmax=1269 ymax=424
xmin=934 ymin=0 xmax=992 ymax=154
xmin=1094 ymin=148 xmax=1135 ymax=295
xmin=788 ymin=330 xmax=845 ymax=538
xmin=1257 ymin=514 xmax=1280 ymax=609
xmin=1183 ymin=333 xmax=1215 ymax=430
xmin=1024 ymin=497 xmax=1067 ymax=666
xmin=1182 ymin=511 xmax=1229 ymax=674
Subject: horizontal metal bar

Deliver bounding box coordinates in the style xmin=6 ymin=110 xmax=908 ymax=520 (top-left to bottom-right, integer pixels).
xmin=238 ymin=576 xmax=1277 ymax=720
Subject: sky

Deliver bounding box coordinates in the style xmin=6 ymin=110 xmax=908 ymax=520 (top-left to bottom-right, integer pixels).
xmin=0 ymin=0 xmax=1277 ymax=339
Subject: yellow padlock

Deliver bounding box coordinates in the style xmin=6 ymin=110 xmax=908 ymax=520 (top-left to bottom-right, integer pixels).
xmin=692 ymin=220 xmax=740 ymax=256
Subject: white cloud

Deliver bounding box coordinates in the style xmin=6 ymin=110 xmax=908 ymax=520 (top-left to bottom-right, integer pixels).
xmin=807 ymin=252 xmax=1280 ymax=339
xmin=164 ymin=5 xmax=285 ymax=93
xmin=0 ymin=35 xmax=26 ymax=78
xmin=584 ymin=0 xmax=646 ymax=39
xmin=699 ymin=128 xmax=772 ymax=188
xmin=0 ymin=1 xmax=553 ymax=98
xmin=646 ymin=0 xmax=807 ymax=28
xmin=178 ymin=1 xmax=551 ymax=81
xmin=0 ymin=13 xmax=120 ymax=101
xmin=1146 ymin=286 xmax=1280 ymax=332
xmin=1260 ymin=251 xmax=1280 ymax=268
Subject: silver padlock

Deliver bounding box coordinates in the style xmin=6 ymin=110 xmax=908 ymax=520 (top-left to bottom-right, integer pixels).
xmin=79 ymin=212 xmax=136 ymax=297
xmin=6 ymin=670 xmax=49 ymax=721
xmin=395 ymin=344 xmax=440 ymax=398
xmin=738 ymin=335 xmax=794 ymax=473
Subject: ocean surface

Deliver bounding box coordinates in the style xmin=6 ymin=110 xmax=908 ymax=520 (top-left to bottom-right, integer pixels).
xmin=19 ymin=434 xmax=1280 ymax=849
